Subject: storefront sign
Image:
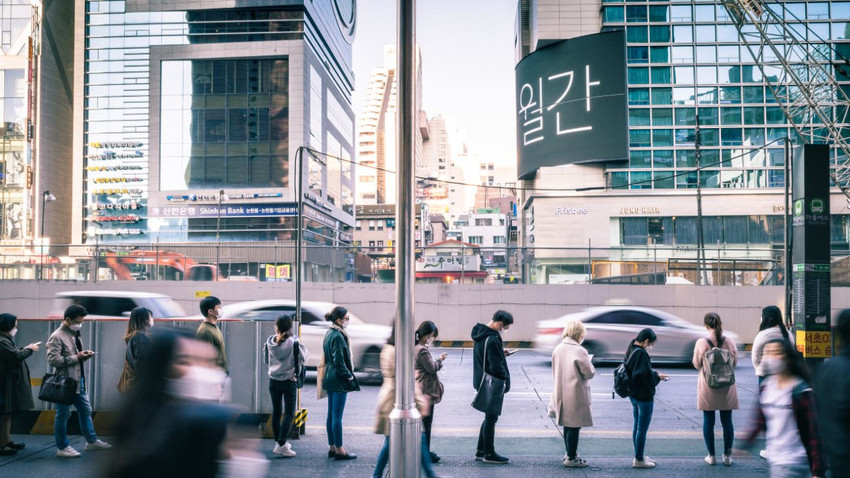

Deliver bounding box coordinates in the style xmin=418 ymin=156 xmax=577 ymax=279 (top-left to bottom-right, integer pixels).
xmin=264 ymin=264 xmax=292 ymax=281
xmin=149 ymin=203 xmax=298 ymax=218
xmin=555 ymin=207 xmax=588 ymax=215
xmin=416 ymin=255 xmax=480 ymax=272
xmin=620 ymin=206 xmax=661 ymax=215
xmin=356 ymin=204 xmax=396 ymax=216
xmin=795 ymin=330 xmax=832 ymax=358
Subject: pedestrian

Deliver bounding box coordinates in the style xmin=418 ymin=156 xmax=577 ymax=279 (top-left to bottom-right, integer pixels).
xmin=548 ymin=319 xmax=595 ymax=468
xmin=118 ymin=307 xmax=153 ymax=394
xmin=815 ymin=310 xmax=850 ymax=478
xmin=104 ymin=328 xmax=235 ymax=478
xmin=471 ymin=310 xmax=514 ymax=464
xmin=47 ymin=305 xmax=111 ymax=458
xmin=321 ymin=306 xmax=360 ymax=460
xmin=624 ymin=328 xmax=669 ymax=469
xmin=372 ymin=324 xmax=437 ymax=478
xmin=692 ymin=312 xmax=739 ymax=466
xmin=263 ymin=314 xmax=309 ymax=458
xmin=0 ymin=313 xmax=39 ymax=456
xmin=415 ymin=320 xmax=446 ymax=464
xmin=752 ymin=306 xmax=791 ymax=383
xmin=737 ymin=339 xmax=826 ymax=478
xmin=196 ymin=296 xmax=227 ymax=372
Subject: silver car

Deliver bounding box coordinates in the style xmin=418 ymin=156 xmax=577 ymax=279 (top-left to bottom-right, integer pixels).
xmin=534 ymin=306 xmax=739 ymax=364
xmin=50 ymin=291 xmax=188 ymax=320
xmin=218 ymin=300 xmax=391 ymax=375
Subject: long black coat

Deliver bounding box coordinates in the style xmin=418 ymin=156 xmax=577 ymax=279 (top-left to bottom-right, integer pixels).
xmin=0 ymin=333 xmax=34 ymax=414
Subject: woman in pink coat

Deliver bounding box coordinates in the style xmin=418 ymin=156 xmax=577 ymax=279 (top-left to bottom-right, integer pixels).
xmin=548 ymin=320 xmax=595 ymax=468
xmin=692 ymin=312 xmax=739 ymax=467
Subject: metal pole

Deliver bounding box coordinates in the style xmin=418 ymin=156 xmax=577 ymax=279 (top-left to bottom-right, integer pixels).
xmin=216 ymin=189 xmax=223 ymax=280
xmin=295 ymin=147 xmax=304 ymax=415
xmin=40 ymin=192 xmax=46 ymax=280
xmin=389 ymin=0 xmax=421 ymax=475
xmin=784 ymin=138 xmax=792 ymax=323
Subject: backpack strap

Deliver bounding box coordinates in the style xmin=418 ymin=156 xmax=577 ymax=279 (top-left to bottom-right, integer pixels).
xmin=705 ymin=337 xmax=715 ymax=348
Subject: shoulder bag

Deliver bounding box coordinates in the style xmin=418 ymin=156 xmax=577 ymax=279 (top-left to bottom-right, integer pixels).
xmin=39 ymin=343 xmax=78 ymax=405
xmin=471 ymin=336 xmax=506 ymax=416
xmin=293 ymin=339 xmax=306 ymax=389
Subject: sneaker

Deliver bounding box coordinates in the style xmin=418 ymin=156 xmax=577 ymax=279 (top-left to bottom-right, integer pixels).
xmin=563 ymin=457 xmax=588 ymax=468
xmin=276 ymin=443 xmax=296 ymax=457
xmin=704 ymin=455 xmax=716 ymax=465
xmin=633 ymin=458 xmax=657 ymax=468
xmin=85 ymin=440 xmax=112 ymax=451
xmin=482 ymin=453 xmax=509 ymax=464
xmin=722 ymin=454 xmax=732 ymax=466
xmin=0 ymin=447 xmax=17 ymax=456
xmin=759 ymin=449 xmax=768 ymax=459
xmin=5 ymin=441 xmax=25 ymax=450
xmin=475 ymin=450 xmax=485 ymax=461
xmin=56 ymin=446 xmax=81 ymax=458
xmin=430 ymin=451 xmax=441 ymax=463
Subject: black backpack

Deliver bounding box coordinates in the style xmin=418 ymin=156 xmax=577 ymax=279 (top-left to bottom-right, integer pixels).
xmin=613 ymin=349 xmax=637 ymax=398
xmin=293 ymin=339 xmax=306 ymax=389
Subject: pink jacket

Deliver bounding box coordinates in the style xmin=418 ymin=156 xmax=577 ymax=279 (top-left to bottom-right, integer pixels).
xmin=692 ymin=335 xmax=739 ymax=411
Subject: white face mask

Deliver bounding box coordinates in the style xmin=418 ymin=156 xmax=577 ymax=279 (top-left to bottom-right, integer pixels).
xmin=427 ymin=337 xmax=434 ymax=346
xmin=9 ymin=327 xmax=17 ymax=337
xmin=168 ymin=366 xmax=227 ymax=402
xmin=149 ymin=318 xmax=154 ymax=328
xmin=761 ymin=357 xmax=786 ymax=376
xmin=68 ymin=323 xmax=82 ymax=332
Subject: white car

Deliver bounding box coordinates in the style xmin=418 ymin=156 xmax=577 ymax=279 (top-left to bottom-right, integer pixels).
xmin=534 ymin=306 xmax=739 ymax=364
xmin=218 ymin=300 xmax=391 ymax=375
xmin=49 ymin=291 xmax=188 ymax=320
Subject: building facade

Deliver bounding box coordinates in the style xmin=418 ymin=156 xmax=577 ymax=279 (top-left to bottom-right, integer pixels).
xmin=72 ymin=0 xmax=357 ymax=280
xmin=516 ymin=0 xmax=850 ymax=284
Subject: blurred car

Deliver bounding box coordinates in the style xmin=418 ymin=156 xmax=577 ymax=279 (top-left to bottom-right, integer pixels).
xmin=218 ymin=300 xmax=391 ymax=375
xmin=534 ymin=306 xmax=739 ymax=364
xmin=49 ymin=291 xmax=188 ymax=320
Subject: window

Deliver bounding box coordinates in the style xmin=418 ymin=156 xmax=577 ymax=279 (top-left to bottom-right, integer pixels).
xmin=494 ymin=236 xmax=506 ymax=244
xmin=475 ymin=218 xmax=493 ymax=226
xmin=355 ymin=220 xmax=361 ymax=230
xmin=626 ymin=6 xmax=647 ymax=22
xmin=369 ymin=220 xmax=375 ymax=231
xmin=468 ymin=236 xmax=483 ymax=245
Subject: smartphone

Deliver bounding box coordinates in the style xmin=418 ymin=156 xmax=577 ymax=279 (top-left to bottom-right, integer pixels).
xmin=662 ymin=376 xmax=670 ymax=381
xmin=34 ymin=341 xmax=42 ymax=346
xmin=507 ymin=348 xmax=519 ymax=356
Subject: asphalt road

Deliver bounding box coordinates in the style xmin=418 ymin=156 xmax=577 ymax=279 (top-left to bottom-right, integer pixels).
xmin=1 ymin=347 xmax=771 ymax=477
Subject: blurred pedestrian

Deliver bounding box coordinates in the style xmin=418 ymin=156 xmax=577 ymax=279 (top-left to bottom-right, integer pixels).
xmin=196 ymin=296 xmax=227 ymax=373
xmin=47 ymin=305 xmax=111 ymax=458
xmin=737 ymin=339 xmax=826 ymax=478
xmin=548 ymin=319 xmax=595 ymax=468
xmin=104 ymin=328 xmax=235 ymax=478
xmin=415 ymin=320 xmax=446 ymax=463
xmin=0 ymin=313 xmax=39 ymax=455
xmin=263 ymin=314 xmax=309 ymax=458
xmin=118 ymin=307 xmax=153 ymax=394
xmin=321 ymin=306 xmax=360 ymax=460
xmin=372 ymin=324 xmax=437 ymax=478
xmin=753 ymin=306 xmax=792 ymax=382
xmin=625 ymin=328 xmax=669 ymax=469
xmin=815 ymin=310 xmax=850 ymax=478
xmin=693 ymin=312 xmax=739 ymax=466
xmin=471 ymin=310 xmax=514 ymax=464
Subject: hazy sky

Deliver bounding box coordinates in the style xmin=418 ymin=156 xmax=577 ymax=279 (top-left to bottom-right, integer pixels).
xmin=351 ymin=0 xmax=518 ymax=162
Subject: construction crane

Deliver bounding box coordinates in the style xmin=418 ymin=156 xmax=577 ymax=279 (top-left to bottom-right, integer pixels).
xmin=722 ymin=0 xmax=850 ymax=199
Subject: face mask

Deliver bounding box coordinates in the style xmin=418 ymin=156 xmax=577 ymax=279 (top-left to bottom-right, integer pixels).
xmin=427 ymin=337 xmax=434 ymax=346
xmin=168 ymin=366 xmax=227 ymax=402
xmin=761 ymin=357 xmax=786 ymax=376
xmin=149 ymin=318 xmax=154 ymax=328
xmin=340 ymin=319 xmax=349 ymax=329
xmin=68 ymin=323 xmax=82 ymax=332
xmin=9 ymin=327 xmax=17 ymax=337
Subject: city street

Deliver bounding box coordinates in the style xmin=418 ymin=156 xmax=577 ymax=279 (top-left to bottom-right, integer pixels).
xmin=0 ymin=346 xmax=771 ymax=477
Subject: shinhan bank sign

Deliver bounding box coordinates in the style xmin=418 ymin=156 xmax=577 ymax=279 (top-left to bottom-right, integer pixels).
xmin=515 ymin=30 xmax=628 ymax=179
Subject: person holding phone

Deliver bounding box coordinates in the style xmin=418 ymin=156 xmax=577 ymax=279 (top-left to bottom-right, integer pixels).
xmin=624 ymin=328 xmax=668 ymax=469
xmin=47 ymin=305 xmax=111 ymax=458
xmin=0 ymin=313 xmax=40 ymax=455
xmin=414 ymin=321 xmax=446 ymax=463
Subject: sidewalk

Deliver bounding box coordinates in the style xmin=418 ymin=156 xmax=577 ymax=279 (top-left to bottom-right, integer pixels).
xmin=1 ymin=433 xmax=769 ymax=477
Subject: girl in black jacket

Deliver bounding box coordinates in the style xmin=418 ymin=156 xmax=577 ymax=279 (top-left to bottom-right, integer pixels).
xmin=625 ymin=328 xmax=669 ymax=469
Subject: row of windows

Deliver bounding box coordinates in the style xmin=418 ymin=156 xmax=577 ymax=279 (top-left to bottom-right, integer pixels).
xmin=629 ymin=107 xmax=789 ymax=126
xmin=630 ymin=66 xmax=792 ymax=86
xmin=627 ymin=148 xmax=786 ymax=168
xmin=603 ymin=2 xmax=842 ymax=23
xmin=626 ymin=86 xmax=845 ymax=108
xmin=629 ymin=127 xmax=790 ymax=147
xmin=626 ymin=44 xmax=850 ymax=65
xmin=610 ymin=169 xmax=785 ymax=189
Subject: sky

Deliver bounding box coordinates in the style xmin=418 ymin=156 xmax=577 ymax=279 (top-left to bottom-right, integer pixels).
xmin=351 ymin=0 xmax=519 ymax=163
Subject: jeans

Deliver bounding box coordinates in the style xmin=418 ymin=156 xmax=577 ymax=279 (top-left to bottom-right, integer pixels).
xmin=326 ymin=391 xmax=348 ymax=448
xmin=563 ymin=427 xmax=580 ymax=460
xmin=269 ymin=379 xmax=297 ymax=445
xmin=422 ymin=402 xmax=435 ymax=452
xmin=630 ymin=397 xmax=654 ymax=461
xmin=476 ymin=413 xmax=499 ymax=455
xmin=373 ymin=433 xmax=435 ymax=478
xmin=702 ymin=410 xmax=734 ymax=456
xmin=769 ymin=462 xmax=811 ymax=478
xmin=54 ymin=378 xmax=98 ymax=450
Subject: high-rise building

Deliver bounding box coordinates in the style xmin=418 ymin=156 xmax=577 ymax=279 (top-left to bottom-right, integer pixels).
xmin=73 ymin=1 xmax=357 ymax=280
xmin=515 ymin=0 xmax=850 ymax=284
xmin=356 ymin=44 xmax=424 ymax=205
xmin=419 ymin=114 xmax=471 ymax=222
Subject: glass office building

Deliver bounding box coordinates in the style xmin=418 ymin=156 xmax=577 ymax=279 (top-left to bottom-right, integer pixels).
xmin=515 ymin=0 xmax=850 ymax=283
xmin=75 ymin=1 xmax=356 ymax=256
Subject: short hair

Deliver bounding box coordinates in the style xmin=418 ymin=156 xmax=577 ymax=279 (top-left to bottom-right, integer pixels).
xmin=199 ymin=296 xmax=221 ymax=317
xmin=64 ymin=304 xmax=88 ymax=321
xmin=0 ymin=313 xmax=16 ymax=332
xmin=492 ymin=310 xmax=514 ymax=325
xmin=837 ymin=309 xmax=850 ymax=347
xmin=562 ymin=320 xmax=586 ymax=342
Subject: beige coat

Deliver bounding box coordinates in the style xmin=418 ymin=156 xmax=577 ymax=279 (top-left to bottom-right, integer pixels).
xmin=46 ymin=325 xmax=85 ymax=393
xmin=374 ymin=345 xmax=428 ymax=435
xmin=692 ymin=336 xmax=739 ymax=411
xmin=549 ymin=337 xmax=595 ymax=428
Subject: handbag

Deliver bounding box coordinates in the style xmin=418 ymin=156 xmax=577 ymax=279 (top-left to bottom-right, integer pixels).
xmin=293 ymin=339 xmax=306 ymax=389
xmin=471 ymin=337 xmax=506 ymax=416
xmin=39 ymin=344 xmax=78 ymax=405
xmin=117 ymin=339 xmax=138 ymax=394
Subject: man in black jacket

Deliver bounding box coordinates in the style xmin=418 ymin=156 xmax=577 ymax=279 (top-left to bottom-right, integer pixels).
xmin=471 ymin=310 xmax=514 ymax=464
xmin=816 ymin=310 xmax=850 ymax=478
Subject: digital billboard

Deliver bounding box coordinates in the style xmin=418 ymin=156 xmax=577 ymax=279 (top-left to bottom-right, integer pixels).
xmin=515 ymin=31 xmax=628 ymax=179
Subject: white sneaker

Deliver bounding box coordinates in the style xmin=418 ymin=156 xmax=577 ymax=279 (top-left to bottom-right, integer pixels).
xmin=273 ymin=442 xmax=296 ymax=458
xmin=56 ymin=446 xmax=81 ymax=458
xmin=85 ymin=440 xmax=111 ymax=451
xmin=633 ymin=458 xmax=657 ymax=468
xmin=722 ymin=454 xmax=732 ymax=466
xmin=704 ymin=455 xmax=716 ymax=465
xmin=759 ymin=449 xmax=768 ymax=459
xmin=563 ymin=457 xmax=588 ymax=468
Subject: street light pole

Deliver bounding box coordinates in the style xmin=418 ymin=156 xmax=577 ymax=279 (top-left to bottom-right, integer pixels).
xmin=40 ymin=190 xmax=56 ymax=280
xmin=216 ymin=189 xmax=224 ymax=280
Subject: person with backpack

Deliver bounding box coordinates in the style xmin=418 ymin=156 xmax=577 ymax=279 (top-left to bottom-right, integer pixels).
xmin=692 ymin=312 xmax=738 ymax=466
xmin=623 ymin=328 xmax=668 ymax=469
xmin=263 ymin=314 xmax=309 ymax=458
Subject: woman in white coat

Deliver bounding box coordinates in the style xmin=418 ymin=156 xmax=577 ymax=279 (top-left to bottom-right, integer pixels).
xmin=548 ymin=320 xmax=596 ymax=468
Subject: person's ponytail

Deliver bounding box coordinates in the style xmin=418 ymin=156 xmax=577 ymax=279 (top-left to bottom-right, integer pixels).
xmin=704 ymin=312 xmax=723 ymax=345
